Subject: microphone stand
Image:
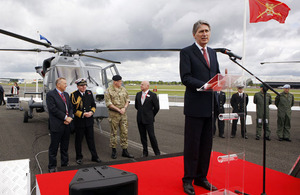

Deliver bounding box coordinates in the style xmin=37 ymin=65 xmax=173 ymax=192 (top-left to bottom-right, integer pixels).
xmin=228 ymin=56 xmax=280 ymax=195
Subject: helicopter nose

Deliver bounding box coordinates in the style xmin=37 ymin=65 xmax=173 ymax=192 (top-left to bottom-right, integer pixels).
xmin=96 ymin=94 xmax=105 ymax=101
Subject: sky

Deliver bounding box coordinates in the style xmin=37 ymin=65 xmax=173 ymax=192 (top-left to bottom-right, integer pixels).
xmin=0 ymin=0 xmax=299 ymax=82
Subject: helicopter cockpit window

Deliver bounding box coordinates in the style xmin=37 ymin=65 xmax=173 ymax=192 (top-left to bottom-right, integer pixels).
xmin=56 ymin=66 xmax=84 ymax=85
xmin=86 ymin=66 xmax=102 ymax=87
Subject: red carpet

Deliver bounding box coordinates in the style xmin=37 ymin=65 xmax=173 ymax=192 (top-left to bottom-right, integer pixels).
xmin=36 ymin=152 xmax=300 ymax=195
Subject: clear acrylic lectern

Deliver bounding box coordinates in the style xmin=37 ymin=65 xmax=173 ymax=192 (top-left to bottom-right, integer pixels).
xmin=198 ymin=74 xmax=248 ymax=195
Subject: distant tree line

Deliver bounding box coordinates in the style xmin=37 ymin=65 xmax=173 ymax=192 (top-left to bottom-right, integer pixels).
xmin=123 ymin=80 xmax=182 ymax=85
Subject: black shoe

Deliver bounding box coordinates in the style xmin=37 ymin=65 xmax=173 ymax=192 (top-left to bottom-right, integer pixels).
xmin=194 ymin=180 xmax=218 ymax=191
xmin=61 ymin=163 xmax=69 ymax=167
xmin=256 ymin=136 xmax=260 ymax=140
xmin=231 ymin=135 xmax=235 ymax=138
xmin=48 ymin=168 xmax=57 ymax=173
xmin=242 ymin=135 xmax=248 ymax=139
xmin=155 ymin=152 xmax=161 ymax=156
xmin=111 ymin=148 xmax=117 ymax=159
xmin=122 ymin=149 xmax=134 ymax=158
xmin=183 ymin=182 xmax=195 ymax=195
xmin=92 ymin=158 xmax=102 ymax=163
xmin=278 ymin=138 xmax=283 ymax=141
xmin=76 ymin=159 xmax=82 ymax=165
xmin=141 ymin=151 xmax=148 ymax=157
xmin=219 ymin=134 xmax=225 ymax=138
xmin=266 ymin=137 xmax=271 ymax=141
xmin=284 ymin=138 xmax=292 ymax=142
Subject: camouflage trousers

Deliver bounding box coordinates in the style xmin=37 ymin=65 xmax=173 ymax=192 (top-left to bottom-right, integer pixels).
xmin=108 ymin=111 xmax=129 ymax=149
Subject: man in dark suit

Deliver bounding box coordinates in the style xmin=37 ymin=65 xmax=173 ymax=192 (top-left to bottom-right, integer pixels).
xmin=135 ymin=81 xmax=160 ymax=157
xmin=230 ymin=86 xmax=249 ymax=139
xmin=180 ymin=20 xmax=219 ymax=195
xmin=214 ymin=91 xmax=226 ymax=138
xmin=46 ymin=77 xmax=73 ymax=173
xmin=70 ymin=78 xmax=101 ymax=165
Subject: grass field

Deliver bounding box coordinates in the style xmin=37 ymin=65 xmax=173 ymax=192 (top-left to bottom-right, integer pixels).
xmin=125 ymin=84 xmax=300 ymax=102
xmin=1 ymin=83 xmax=299 ymax=101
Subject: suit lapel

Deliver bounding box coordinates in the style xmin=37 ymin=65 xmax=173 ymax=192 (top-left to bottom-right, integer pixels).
xmin=55 ymin=90 xmax=68 ymax=111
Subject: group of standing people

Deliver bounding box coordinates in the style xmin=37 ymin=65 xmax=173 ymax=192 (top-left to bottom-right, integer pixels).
xmin=30 ymin=18 xmax=296 ymax=194
xmin=253 ymin=84 xmax=294 ymax=142
xmin=47 ymin=77 xmax=103 ymax=173
xmin=104 ymin=75 xmax=161 ymax=159
xmin=46 ymin=76 xmax=161 ymax=173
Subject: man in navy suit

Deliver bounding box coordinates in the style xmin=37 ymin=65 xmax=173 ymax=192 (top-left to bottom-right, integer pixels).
xmin=135 ymin=81 xmax=160 ymax=157
xmin=180 ymin=20 xmax=219 ymax=194
xmin=46 ymin=77 xmax=73 ymax=173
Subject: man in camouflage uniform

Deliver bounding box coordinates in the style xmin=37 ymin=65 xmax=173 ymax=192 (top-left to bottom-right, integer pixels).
xmin=253 ymin=84 xmax=272 ymax=141
xmin=104 ymin=75 xmax=134 ymax=159
xmin=275 ymin=84 xmax=294 ymax=142
xmin=70 ymin=78 xmax=101 ymax=165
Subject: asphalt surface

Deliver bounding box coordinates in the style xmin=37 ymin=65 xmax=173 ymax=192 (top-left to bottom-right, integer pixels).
xmin=0 ymin=85 xmax=299 ymax=192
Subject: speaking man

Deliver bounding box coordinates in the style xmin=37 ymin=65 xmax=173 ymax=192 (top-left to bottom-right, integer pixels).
xmin=46 ymin=77 xmax=73 ymax=173
xmin=135 ymin=81 xmax=160 ymax=157
xmin=180 ymin=20 xmax=219 ymax=194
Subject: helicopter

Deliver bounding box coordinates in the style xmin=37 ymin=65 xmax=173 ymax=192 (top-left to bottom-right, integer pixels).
xmin=0 ymin=29 xmax=180 ymax=129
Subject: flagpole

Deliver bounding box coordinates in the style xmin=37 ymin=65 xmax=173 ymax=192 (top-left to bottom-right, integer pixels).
xmin=242 ymin=0 xmax=247 ymax=72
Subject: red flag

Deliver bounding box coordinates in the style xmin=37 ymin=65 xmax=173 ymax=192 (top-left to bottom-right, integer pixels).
xmin=249 ymin=0 xmax=291 ymax=23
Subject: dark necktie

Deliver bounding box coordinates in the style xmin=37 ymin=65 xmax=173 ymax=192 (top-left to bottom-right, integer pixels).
xmin=202 ymin=48 xmax=210 ymax=68
xmin=60 ymin=92 xmax=69 ymax=116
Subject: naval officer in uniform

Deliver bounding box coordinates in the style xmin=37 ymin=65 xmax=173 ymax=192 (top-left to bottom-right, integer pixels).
xmin=70 ymin=78 xmax=101 ymax=165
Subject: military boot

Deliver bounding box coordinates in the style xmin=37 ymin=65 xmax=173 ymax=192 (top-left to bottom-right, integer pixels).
xmin=111 ymin=148 xmax=117 ymax=159
xmin=122 ymin=149 xmax=134 ymax=158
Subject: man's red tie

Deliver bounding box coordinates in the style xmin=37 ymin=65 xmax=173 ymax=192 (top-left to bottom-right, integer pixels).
xmin=60 ymin=92 xmax=69 ymax=116
xmin=202 ymin=48 xmax=210 ymax=68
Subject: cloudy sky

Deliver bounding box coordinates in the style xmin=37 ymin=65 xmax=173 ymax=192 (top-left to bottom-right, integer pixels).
xmin=0 ymin=0 xmax=299 ymax=82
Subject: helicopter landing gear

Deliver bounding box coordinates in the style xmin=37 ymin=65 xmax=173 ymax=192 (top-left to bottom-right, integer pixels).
xmin=23 ymin=111 xmax=29 ymax=123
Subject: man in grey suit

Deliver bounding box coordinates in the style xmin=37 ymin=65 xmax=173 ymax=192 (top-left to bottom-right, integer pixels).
xmin=135 ymin=81 xmax=160 ymax=157
xmin=46 ymin=77 xmax=73 ymax=173
xmin=180 ymin=20 xmax=219 ymax=194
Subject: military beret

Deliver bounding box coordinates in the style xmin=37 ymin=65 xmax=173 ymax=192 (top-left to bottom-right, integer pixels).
xmin=75 ymin=78 xmax=87 ymax=86
xmin=112 ymin=75 xmax=122 ymax=81
xmin=260 ymin=84 xmax=264 ymax=88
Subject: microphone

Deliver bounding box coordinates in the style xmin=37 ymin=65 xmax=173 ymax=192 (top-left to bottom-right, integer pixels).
xmin=214 ymin=48 xmax=242 ymax=60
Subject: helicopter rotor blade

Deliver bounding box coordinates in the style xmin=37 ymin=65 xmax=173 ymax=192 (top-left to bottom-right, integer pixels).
xmin=0 ymin=29 xmax=61 ymax=51
xmin=80 ymin=54 xmax=121 ymax=64
xmin=261 ymin=61 xmax=300 ymax=65
xmin=0 ymin=48 xmax=57 ymax=53
xmin=89 ymin=49 xmax=182 ymax=53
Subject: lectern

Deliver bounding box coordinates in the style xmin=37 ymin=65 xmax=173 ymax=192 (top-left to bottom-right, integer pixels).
xmin=198 ymin=73 xmax=248 ymax=195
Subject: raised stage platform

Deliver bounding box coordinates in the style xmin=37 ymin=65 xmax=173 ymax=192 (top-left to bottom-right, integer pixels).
xmin=36 ymin=152 xmax=300 ymax=195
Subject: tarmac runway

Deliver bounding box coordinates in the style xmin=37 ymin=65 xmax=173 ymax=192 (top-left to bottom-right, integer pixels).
xmin=0 ymin=94 xmax=299 ymax=191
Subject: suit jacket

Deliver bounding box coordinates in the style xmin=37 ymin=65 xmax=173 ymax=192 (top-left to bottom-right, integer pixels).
xmin=216 ymin=91 xmax=226 ymax=114
xmin=230 ymin=93 xmax=249 ymax=114
xmin=135 ymin=90 xmax=159 ymax=124
xmin=46 ymin=89 xmax=73 ymax=132
xmin=70 ymin=89 xmax=96 ymax=128
xmin=180 ymin=43 xmax=220 ymax=117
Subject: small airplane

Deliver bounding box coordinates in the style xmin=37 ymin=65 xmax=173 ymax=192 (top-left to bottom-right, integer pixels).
xmin=0 ymin=29 xmax=180 ymax=129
